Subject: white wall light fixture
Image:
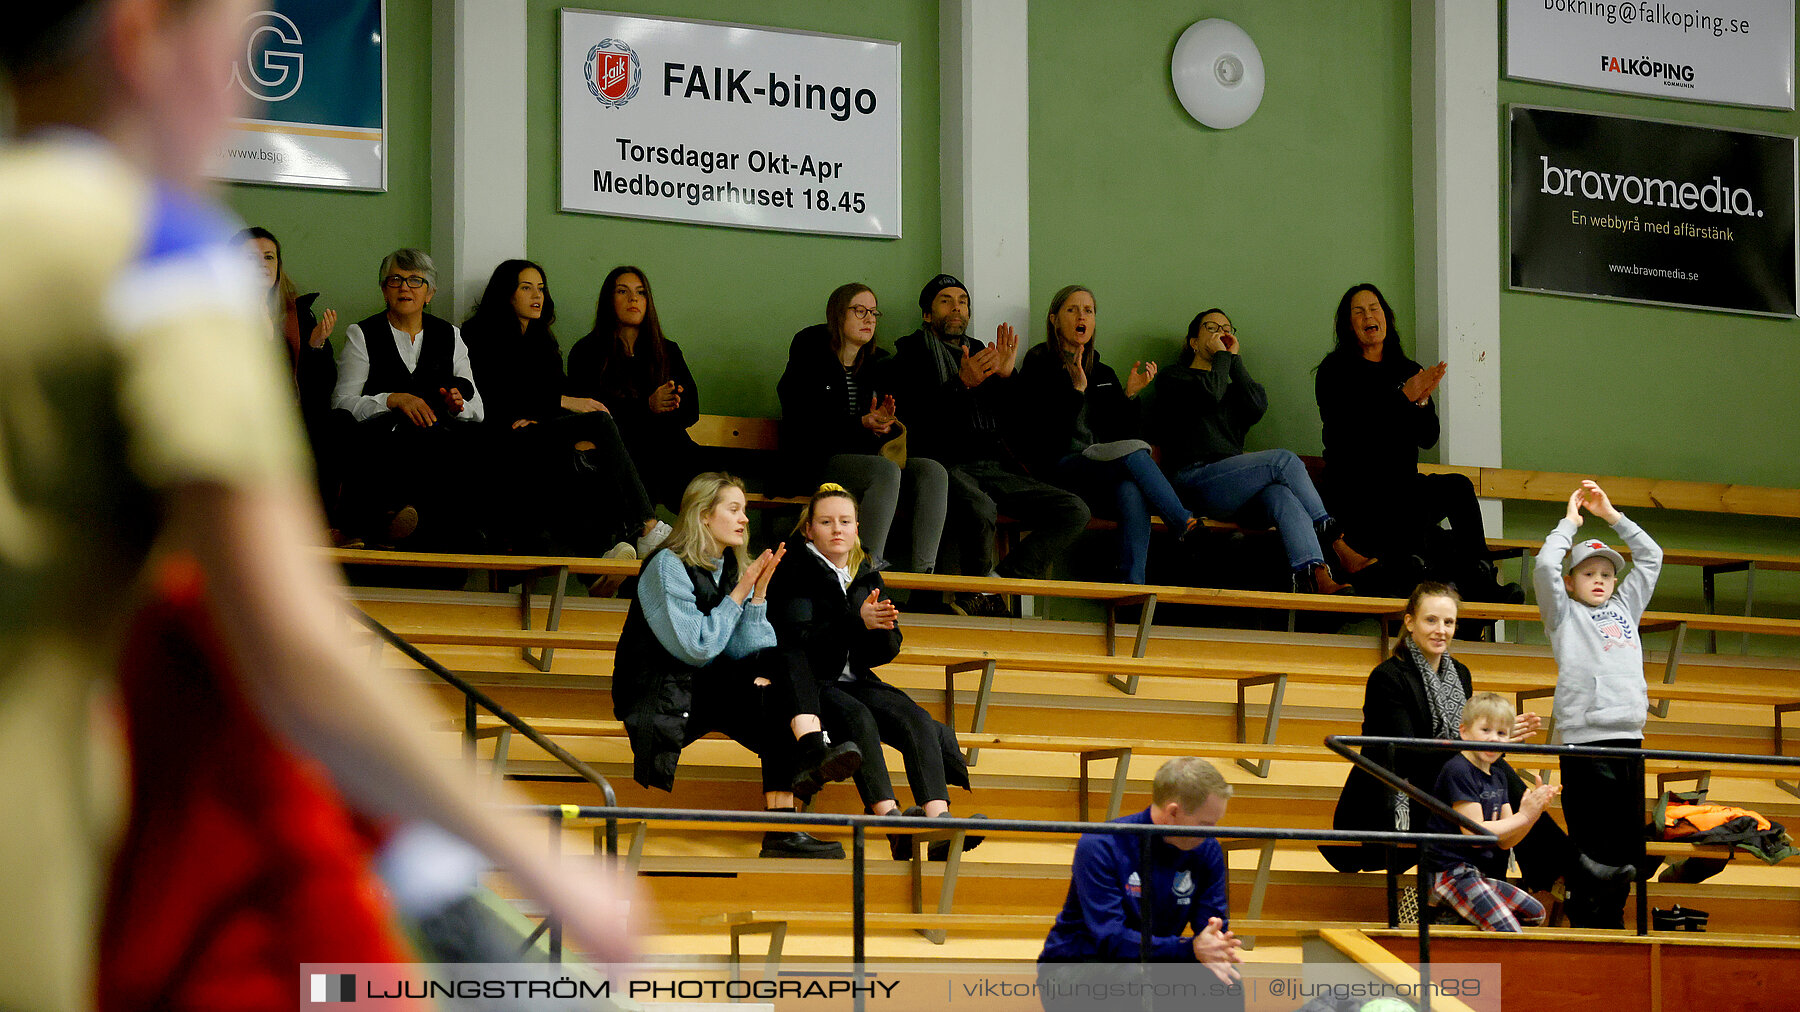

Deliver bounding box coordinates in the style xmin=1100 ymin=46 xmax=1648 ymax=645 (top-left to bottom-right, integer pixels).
xmin=1171 ymin=19 xmax=1265 ymax=129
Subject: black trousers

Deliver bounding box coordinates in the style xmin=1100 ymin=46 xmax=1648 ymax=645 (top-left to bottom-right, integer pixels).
xmin=1037 ymin=962 xmax=1243 ymax=1012
xmin=943 ymin=459 xmax=1091 ymax=579
xmin=340 ymin=415 xmax=485 ymax=548
xmin=1334 ymin=471 xmax=1489 ymax=576
xmin=684 ymin=648 xmax=816 ymax=794
xmin=1560 ymin=738 xmax=1648 ymax=928
xmin=820 ymin=678 xmax=949 ymax=809
xmin=556 ymin=411 xmax=657 ymax=545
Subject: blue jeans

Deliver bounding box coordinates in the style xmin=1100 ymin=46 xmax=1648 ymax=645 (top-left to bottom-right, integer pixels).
xmin=1053 ymin=449 xmax=1193 ymax=584
xmin=1173 ymin=449 xmax=1329 ymax=570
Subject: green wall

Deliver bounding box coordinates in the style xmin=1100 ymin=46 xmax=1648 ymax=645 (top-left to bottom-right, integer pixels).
xmin=224 ymin=1 xmax=435 ymax=328
xmin=523 ymin=0 xmax=941 ymax=419
xmin=1028 ymin=1 xmax=1418 ymax=458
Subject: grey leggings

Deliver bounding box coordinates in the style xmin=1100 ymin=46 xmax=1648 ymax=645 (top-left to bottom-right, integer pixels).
xmin=821 ymin=453 xmax=948 ymax=573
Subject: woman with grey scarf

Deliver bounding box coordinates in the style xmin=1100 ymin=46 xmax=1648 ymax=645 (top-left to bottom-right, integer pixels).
xmin=1321 ymin=584 xmax=1569 ymax=890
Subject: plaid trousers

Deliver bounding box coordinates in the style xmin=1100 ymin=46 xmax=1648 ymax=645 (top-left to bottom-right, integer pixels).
xmin=1430 ymin=863 xmax=1546 ymax=932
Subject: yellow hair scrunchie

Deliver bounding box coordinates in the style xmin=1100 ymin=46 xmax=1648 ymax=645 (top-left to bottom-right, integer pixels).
xmin=817 ymin=482 xmax=848 ymax=494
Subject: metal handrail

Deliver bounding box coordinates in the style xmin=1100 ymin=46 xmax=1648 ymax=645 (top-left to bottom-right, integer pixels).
xmin=351 ymin=609 xmax=621 ymax=857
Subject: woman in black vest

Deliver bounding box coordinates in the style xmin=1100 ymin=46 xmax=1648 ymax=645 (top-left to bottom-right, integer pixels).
xmin=776 ymin=283 xmax=948 ymax=573
xmin=1014 ymin=285 xmax=1196 ymax=584
xmin=612 ymin=472 xmax=861 ymax=858
xmin=566 ymin=265 xmax=700 ymax=509
xmin=766 ymin=485 xmax=981 ymax=860
xmin=1322 ymin=583 xmax=1568 ymax=890
xmin=330 ymin=248 xmax=484 ymax=549
xmin=462 ymin=259 xmax=668 ymax=560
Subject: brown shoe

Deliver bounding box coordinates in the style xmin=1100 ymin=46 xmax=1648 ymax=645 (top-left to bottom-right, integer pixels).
xmin=1295 ymin=564 xmax=1354 ymax=596
xmin=1330 ymin=536 xmax=1377 ymax=575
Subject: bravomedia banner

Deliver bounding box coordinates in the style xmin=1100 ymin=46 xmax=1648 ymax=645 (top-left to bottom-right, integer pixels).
xmin=1508 ymin=105 xmax=1798 ymax=317
xmin=559 ymin=9 xmax=902 ymax=238
xmin=1507 ymin=0 xmax=1794 ymax=110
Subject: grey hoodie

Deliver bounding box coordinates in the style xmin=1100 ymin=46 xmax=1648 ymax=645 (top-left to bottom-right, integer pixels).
xmin=1533 ymin=515 xmax=1663 ymax=744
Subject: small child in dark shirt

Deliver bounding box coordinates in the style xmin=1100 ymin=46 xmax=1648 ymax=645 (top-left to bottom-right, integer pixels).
xmin=1423 ymin=693 xmax=1562 ymax=931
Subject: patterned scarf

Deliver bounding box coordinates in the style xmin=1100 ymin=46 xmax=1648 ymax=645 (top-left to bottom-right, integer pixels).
xmin=1406 ymin=637 xmax=1464 ymax=739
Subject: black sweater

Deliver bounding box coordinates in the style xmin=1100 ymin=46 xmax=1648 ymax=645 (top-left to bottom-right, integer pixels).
xmin=1148 ymin=352 xmax=1268 ymax=475
xmin=1314 ymin=350 xmax=1440 ymax=494
xmin=463 ymin=319 xmax=565 ymax=427
xmin=776 ymin=324 xmax=895 ymax=489
xmin=565 ymin=334 xmax=700 ymax=444
xmin=1012 ymin=343 xmax=1140 ymax=476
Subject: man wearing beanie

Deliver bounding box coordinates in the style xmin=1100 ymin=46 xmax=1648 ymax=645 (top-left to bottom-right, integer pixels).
xmin=878 ymin=275 xmax=1089 ymax=613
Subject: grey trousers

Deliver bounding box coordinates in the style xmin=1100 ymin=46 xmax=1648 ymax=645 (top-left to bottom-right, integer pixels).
xmin=822 ymin=453 xmax=948 ymax=573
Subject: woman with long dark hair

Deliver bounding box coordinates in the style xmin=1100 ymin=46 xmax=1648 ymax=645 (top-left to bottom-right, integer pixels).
xmin=776 ymin=283 xmax=948 ymax=573
xmin=1014 ymin=285 xmax=1196 ymax=584
xmin=1150 ymin=307 xmax=1367 ymax=594
xmin=462 ymin=259 xmax=667 ymax=560
xmin=566 ymin=265 xmax=701 ymax=508
xmin=1313 ymin=283 xmax=1517 ymax=607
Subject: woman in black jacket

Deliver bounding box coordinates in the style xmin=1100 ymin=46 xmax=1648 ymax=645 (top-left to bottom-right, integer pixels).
xmin=462 ymin=259 xmax=667 ymax=560
xmin=566 ymin=265 xmax=701 ymax=508
xmin=1322 ymin=583 xmax=1567 ymax=888
xmin=1015 ymin=285 xmax=1196 ymax=584
xmin=776 ymin=283 xmax=948 ymax=573
xmin=1150 ymin=308 xmax=1365 ymax=594
xmin=765 ymin=484 xmax=980 ymax=860
xmin=1314 ymin=283 xmax=1516 ymax=605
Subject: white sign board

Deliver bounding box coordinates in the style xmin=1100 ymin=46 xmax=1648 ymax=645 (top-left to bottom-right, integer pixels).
xmin=1507 ymin=0 xmax=1794 ymax=110
xmin=559 ymin=9 xmax=902 ymax=237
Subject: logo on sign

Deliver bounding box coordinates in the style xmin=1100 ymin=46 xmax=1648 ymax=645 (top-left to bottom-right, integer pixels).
xmin=586 ymin=39 xmax=641 ymax=107
xmin=233 ymin=10 xmax=305 ymax=102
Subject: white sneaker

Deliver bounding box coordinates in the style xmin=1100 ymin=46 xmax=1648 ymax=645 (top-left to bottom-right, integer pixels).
xmin=635 ymin=520 xmax=672 ymax=558
xmin=601 ymin=541 xmax=636 ymax=561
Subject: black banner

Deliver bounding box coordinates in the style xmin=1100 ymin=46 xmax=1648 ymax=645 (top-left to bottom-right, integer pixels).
xmin=1508 ymin=105 xmax=1798 ymax=317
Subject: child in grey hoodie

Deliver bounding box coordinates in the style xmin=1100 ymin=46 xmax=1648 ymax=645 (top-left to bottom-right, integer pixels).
xmin=1534 ymin=479 xmax=1662 ymax=928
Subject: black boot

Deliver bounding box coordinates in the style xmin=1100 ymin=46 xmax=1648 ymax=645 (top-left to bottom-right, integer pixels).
xmin=759 ymin=806 xmax=845 ymax=859
xmin=790 ymin=734 xmax=863 ymax=798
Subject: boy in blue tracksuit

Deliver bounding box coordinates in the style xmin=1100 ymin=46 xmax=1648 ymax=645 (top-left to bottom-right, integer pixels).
xmin=1534 ymin=479 xmax=1663 ymax=928
xmin=1038 ymin=758 xmax=1243 ymax=1011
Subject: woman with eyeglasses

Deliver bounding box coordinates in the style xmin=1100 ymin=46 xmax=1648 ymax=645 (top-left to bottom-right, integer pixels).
xmin=775 ymin=283 xmax=948 ymax=573
xmin=461 ymin=259 xmax=669 ymax=562
xmin=566 ymin=265 xmax=701 ymax=510
xmin=1150 ymin=308 xmax=1367 ymax=594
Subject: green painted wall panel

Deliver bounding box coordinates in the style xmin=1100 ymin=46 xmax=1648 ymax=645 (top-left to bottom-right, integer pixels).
xmin=1028 ymin=1 xmax=1417 ymax=458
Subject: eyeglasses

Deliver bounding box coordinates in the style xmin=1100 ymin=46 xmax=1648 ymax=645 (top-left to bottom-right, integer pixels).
xmin=1200 ymin=321 xmax=1234 ymax=334
xmin=848 ymin=306 xmax=882 ymax=321
xmin=382 ymin=274 xmax=429 ymax=289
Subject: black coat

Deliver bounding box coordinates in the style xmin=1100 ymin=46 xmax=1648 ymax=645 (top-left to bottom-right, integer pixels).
xmin=1012 ymin=343 xmax=1141 ymax=477
xmin=775 ymin=325 xmax=896 ymax=491
xmin=1313 ymin=350 xmax=1439 ymax=501
xmin=1321 ymin=652 xmax=1473 ymax=873
xmin=463 ymin=318 xmax=565 ymax=428
xmin=877 ymin=328 xmax=1017 ymax=467
xmin=565 ymin=334 xmax=700 ymax=446
xmin=291 ymin=293 xmax=338 ymax=417
xmin=764 ymin=547 xmax=970 ymax=791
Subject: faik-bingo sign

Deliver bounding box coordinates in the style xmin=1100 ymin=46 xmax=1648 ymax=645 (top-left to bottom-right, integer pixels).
xmin=560 ymin=9 xmax=902 ymax=238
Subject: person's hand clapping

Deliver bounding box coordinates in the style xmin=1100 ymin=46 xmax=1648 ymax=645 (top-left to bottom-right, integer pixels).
xmin=957 ymin=344 xmax=994 ymax=388
xmin=649 ymin=380 xmax=683 ymax=413
xmin=1581 ymin=479 xmax=1621 ymax=524
xmin=1062 ymin=351 xmax=1088 ymax=393
xmin=1401 ymin=361 xmax=1447 ymax=404
xmin=1191 ymin=918 xmax=1244 ymax=984
xmin=732 ymin=550 xmax=772 ymax=602
xmin=991 ymin=323 xmax=1020 ymax=377
xmin=1520 ymin=770 xmax=1561 ymax=817
xmin=1124 ymin=360 xmax=1157 ymax=398
xmin=861 ymin=394 xmax=898 ymax=434
xmin=860 ymin=589 xmax=899 ymax=630
xmin=309 ymin=308 xmax=337 ymax=349
xmin=750 ymin=542 xmax=786 ymax=602
xmin=1564 ymin=486 xmax=1587 ymax=527
xmin=438 ymin=386 xmax=466 ymax=416
xmin=1508 ymin=711 xmax=1543 ymax=743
